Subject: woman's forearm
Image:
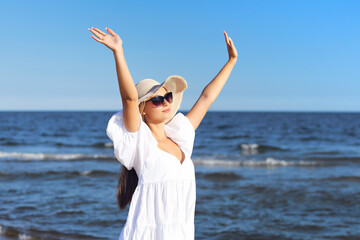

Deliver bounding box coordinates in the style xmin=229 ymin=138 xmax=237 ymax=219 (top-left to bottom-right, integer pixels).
xmin=88 ymin=27 xmax=137 ymax=101
xmin=113 ymin=49 xmax=138 ymax=102
xmin=201 ymin=58 xmax=237 ymax=103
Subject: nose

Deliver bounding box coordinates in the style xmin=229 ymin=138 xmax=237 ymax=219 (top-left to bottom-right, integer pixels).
xmin=163 ymin=100 xmax=169 ymax=107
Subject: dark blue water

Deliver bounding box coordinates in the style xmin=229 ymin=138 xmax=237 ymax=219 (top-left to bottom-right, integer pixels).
xmin=1 ymin=111 xmax=360 ymax=240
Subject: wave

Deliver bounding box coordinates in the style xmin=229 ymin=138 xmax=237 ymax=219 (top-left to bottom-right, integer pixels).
xmin=55 ymin=142 xmax=113 ymax=148
xmin=14 ymin=206 xmax=37 ymax=211
xmin=0 ymin=171 xmax=10 ymax=177
xmin=0 ymin=170 xmax=116 ymax=179
xmin=193 ymin=157 xmax=321 ymax=167
xmin=1 ymin=140 xmax=23 ymax=146
xmin=0 ymin=151 xmax=115 ymax=161
xmin=0 ymin=150 xmax=323 ymax=167
xmin=238 ymin=143 xmax=288 ymax=154
xmin=41 ymin=132 xmax=68 ymax=137
xmin=217 ymin=134 xmax=250 ymax=140
xmin=199 ymin=172 xmax=244 ymax=182
xmin=78 ymin=169 xmax=115 ymax=177
xmin=216 ymin=124 xmax=233 ymax=130
xmin=309 ymin=151 xmax=342 ymax=155
xmin=322 ymin=176 xmax=360 ymax=182
xmin=55 ymin=210 xmax=85 ymax=216
xmin=299 ymin=136 xmax=332 ymax=142
xmin=306 ymin=156 xmax=360 ymax=162
xmin=0 ymin=224 xmax=102 ymax=240
xmin=1 ymin=141 xmax=114 ymax=148
xmin=95 ymin=142 xmax=113 ymax=148
xmin=0 ymin=140 xmax=113 ymax=148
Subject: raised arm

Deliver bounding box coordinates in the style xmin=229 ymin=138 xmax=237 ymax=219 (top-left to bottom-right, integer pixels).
xmin=89 ymin=27 xmax=140 ymax=132
xmin=186 ymin=31 xmax=238 ymax=130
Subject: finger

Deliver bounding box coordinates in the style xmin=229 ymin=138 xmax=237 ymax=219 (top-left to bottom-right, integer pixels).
xmin=92 ymin=27 xmax=106 ymax=36
xmin=223 ymin=31 xmax=228 ymax=42
xmin=106 ymin=27 xmax=116 ymax=37
xmin=89 ymin=28 xmax=103 ymax=39
xmin=90 ymin=35 xmax=103 ymax=43
xmin=224 ymin=31 xmax=230 ymax=45
xmin=230 ymin=37 xmax=236 ymax=49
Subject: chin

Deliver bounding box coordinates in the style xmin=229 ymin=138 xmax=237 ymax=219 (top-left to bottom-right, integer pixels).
xmin=162 ymin=112 xmax=172 ymax=122
xmin=162 ymin=113 xmax=170 ymax=120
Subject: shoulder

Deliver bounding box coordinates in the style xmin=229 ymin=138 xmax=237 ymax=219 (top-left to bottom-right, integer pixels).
xmin=107 ymin=110 xmax=153 ymax=141
xmin=165 ymin=112 xmax=196 ymax=157
xmin=165 ymin=112 xmax=195 ymax=141
xmin=167 ymin=112 xmax=194 ymax=132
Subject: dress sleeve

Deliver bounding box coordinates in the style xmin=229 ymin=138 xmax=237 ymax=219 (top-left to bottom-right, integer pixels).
xmin=165 ymin=113 xmax=196 ymax=158
xmin=106 ymin=110 xmax=157 ymax=171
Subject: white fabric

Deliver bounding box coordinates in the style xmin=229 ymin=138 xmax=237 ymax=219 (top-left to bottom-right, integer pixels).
xmin=106 ymin=110 xmax=196 ymax=240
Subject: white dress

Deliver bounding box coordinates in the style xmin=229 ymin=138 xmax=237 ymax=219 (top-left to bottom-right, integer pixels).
xmin=106 ymin=110 xmax=196 ymax=240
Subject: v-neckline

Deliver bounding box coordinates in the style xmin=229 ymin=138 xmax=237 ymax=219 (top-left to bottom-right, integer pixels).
xmin=154 ymin=137 xmax=186 ymax=165
xmin=145 ymin=120 xmax=186 ymax=165
xmin=157 ymin=146 xmax=186 ymax=165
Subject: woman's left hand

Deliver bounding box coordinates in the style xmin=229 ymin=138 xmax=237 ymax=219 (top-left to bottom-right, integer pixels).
xmin=89 ymin=27 xmax=123 ymax=53
xmin=224 ymin=31 xmax=238 ymax=61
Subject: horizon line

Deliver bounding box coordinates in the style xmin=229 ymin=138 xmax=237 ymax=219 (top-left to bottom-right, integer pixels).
xmin=1 ymin=109 xmax=359 ymax=113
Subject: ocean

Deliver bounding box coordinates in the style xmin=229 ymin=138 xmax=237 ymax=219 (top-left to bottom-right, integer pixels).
xmin=0 ymin=111 xmax=359 ymax=240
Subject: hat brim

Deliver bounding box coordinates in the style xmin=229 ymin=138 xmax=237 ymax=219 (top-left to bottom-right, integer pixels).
xmin=163 ymin=75 xmax=187 ymax=123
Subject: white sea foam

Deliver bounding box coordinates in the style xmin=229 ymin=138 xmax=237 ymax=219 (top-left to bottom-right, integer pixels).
xmin=241 ymin=143 xmax=259 ymax=150
xmin=0 ymin=151 xmax=319 ymax=167
xmin=80 ymin=170 xmax=92 ymax=176
xmin=0 ymin=151 xmax=113 ymax=161
xmin=193 ymin=159 xmax=242 ymax=166
xmin=245 ymin=157 xmax=318 ymax=167
xmin=241 ymin=143 xmax=260 ymax=155
xmin=18 ymin=233 xmax=33 ymax=240
xmin=104 ymin=142 xmax=113 ymax=148
xmin=193 ymin=157 xmax=319 ymax=167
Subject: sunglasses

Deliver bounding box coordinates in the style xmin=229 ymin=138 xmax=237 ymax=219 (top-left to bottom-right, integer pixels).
xmin=146 ymin=92 xmax=173 ymax=107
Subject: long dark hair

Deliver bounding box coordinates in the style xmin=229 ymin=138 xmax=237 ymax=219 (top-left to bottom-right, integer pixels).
xmin=116 ymin=102 xmax=146 ymax=210
xmin=117 ymin=167 xmax=138 ymax=209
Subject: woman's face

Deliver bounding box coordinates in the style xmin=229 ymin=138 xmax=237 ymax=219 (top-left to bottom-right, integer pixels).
xmin=143 ymin=87 xmax=172 ymax=124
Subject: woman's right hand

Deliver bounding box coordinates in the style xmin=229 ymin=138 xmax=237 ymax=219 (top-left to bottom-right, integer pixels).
xmin=89 ymin=27 xmax=123 ymax=52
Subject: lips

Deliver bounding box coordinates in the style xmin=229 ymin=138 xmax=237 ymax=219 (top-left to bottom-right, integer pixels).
xmin=162 ymin=108 xmax=170 ymax=113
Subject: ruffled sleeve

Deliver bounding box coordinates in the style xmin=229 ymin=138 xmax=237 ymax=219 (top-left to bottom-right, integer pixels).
xmin=106 ymin=110 xmax=157 ymax=171
xmin=165 ymin=113 xmax=196 ymax=158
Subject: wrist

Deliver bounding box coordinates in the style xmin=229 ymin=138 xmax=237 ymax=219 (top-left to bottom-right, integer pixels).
xmin=113 ymin=47 xmax=124 ymax=55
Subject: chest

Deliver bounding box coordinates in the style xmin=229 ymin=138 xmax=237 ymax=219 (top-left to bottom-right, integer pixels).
xmin=139 ymin=147 xmax=195 ymax=184
xmin=157 ymin=139 xmax=185 ymax=164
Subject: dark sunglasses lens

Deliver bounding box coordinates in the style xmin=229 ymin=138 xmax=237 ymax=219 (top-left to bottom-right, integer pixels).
xmin=165 ymin=92 xmax=173 ymax=103
xmin=149 ymin=92 xmax=173 ymax=107
xmin=151 ymin=97 xmax=163 ymax=107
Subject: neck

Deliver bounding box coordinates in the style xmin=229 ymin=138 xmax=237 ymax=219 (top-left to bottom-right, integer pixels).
xmin=146 ymin=122 xmax=167 ymax=142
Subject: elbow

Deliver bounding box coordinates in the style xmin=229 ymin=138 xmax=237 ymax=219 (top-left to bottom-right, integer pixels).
xmin=122 ymin=96 xmax=138 ymax=104
xmin=200 ymin=93 xmax=215 ymax=105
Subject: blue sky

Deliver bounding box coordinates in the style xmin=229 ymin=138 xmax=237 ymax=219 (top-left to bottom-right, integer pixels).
xmin=0 ymin=0 xmax=359 ymax=111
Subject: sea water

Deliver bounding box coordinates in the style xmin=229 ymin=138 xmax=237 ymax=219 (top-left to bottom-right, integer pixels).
xmin=0 ymin=111 xmax=359 ymax=240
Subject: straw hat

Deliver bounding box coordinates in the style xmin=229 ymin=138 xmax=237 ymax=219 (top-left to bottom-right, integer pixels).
xmin=135 ymin=75 xmax=187 ymax=123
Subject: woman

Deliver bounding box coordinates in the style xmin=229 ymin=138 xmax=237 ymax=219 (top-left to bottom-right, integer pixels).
xmin=89 ymin=27 xmax=237 ymax=240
